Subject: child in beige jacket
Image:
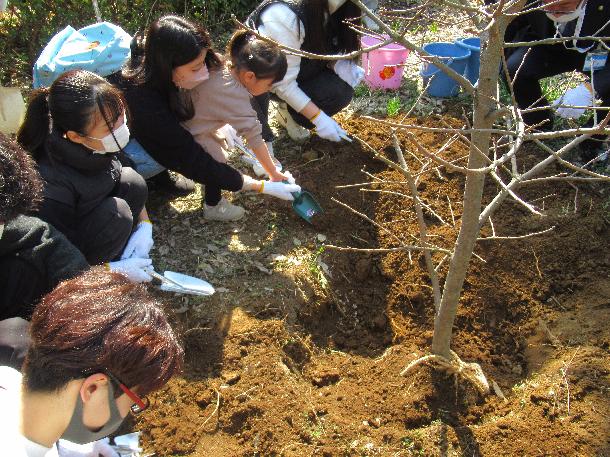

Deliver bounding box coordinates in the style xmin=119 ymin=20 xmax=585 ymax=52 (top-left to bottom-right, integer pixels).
xmin=183 ymin=30 xmax=287 ymax=181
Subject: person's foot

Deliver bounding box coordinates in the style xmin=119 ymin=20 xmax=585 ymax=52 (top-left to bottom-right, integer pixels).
xmin=147 ymin=170 xmax=195 ymax=196
xmin=275 ymin=103 xmax=311 ymax=142
xmin=203 ymin=197 xmax=245 ymax=221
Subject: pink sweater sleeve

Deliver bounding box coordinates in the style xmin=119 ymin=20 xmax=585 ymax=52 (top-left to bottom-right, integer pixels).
xmin=184 ymin=67 xmax=265 ymax=151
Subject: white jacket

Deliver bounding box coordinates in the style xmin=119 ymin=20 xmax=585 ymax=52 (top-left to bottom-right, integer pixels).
xmin=258 ymin=4 xmax=311 ymax=112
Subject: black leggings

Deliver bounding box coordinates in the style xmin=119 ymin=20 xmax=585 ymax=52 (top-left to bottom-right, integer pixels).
xmin=75 ymin=167 xmax=147 ymax=264
xmin=506 ymin=44 xmax=610 ymax=131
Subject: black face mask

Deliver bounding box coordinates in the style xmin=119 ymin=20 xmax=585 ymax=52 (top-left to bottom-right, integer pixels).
xmin=60 ymin=380 xmax=125 ymax=444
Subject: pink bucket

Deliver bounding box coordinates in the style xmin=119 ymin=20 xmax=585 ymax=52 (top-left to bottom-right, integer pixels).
xmin=361 ymin=35 xmax=409 ymax=90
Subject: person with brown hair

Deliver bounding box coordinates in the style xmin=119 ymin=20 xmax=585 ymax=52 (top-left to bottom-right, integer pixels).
xmin=0 ymin=267 xmax=184 ymax=456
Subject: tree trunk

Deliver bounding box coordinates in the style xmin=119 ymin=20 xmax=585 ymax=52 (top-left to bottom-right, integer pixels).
xmin=431 ymin=15 xmax=510 ymax=358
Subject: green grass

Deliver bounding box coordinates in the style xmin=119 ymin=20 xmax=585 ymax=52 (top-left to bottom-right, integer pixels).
xmin=387 ymin=96 xmax=402 ymax=117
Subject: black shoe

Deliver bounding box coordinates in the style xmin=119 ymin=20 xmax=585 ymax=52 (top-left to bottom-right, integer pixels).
xmin=147 ymin=170 xmax=195 ymax=196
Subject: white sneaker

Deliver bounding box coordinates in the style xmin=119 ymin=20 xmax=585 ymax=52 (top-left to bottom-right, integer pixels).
xmin=275 ymin=103 xmax=311 ymax=142
xmin=203 ymin=197 xmax=245 ymax=221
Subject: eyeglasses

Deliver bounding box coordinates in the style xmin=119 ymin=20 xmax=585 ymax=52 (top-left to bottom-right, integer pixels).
xmin=105 ymin=371 xmax=150 ymax=415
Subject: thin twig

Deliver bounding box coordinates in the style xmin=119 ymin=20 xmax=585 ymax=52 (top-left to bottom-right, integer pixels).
xmin=477 ymin=226 xmax=555 ymax=241
xmin=199 ymin=389 xmax=221 ymax=431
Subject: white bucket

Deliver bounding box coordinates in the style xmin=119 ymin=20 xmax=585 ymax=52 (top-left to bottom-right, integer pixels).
xmin=0 ymin=87 xmax=26 ymax=135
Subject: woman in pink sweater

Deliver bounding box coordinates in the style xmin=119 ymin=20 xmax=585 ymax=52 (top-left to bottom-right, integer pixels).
xmin=183 ymin=30 xmax=288 ymax=181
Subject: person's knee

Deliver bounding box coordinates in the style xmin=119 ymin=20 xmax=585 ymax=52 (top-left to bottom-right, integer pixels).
xmin=506 ymin=48 xmax=544 ymax=83
xmin=99 ymin=197 xmax=134 ymax=237
xmin=334 ymin=82 xmax=354 ymax=112
xmin=120 ymin=166 xmax=148 ymax=209
xmin=301 ymin=72 xmax=354 ymax=115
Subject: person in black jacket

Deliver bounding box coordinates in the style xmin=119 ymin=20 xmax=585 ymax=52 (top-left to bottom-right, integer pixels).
xmin=502 ymin=0 xmax=610 ymax=160
xmin=114 ymin=15 xmax=302 ymax=222
xmin=17 ymin=70 xmax=154 ymax=279
xmin=0 ymin=132 xmax=88 ymax=368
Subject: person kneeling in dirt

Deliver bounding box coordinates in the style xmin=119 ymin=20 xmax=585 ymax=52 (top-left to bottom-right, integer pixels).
xmin=501 ymin=0 xmax=610 ymax=162
xmin=247 ymin=0 xmax=377 ymax=144
xmin=113 ymin=16 xmax=301 ymax=222
xmin=0 ymin=267 xmax=184 ymax=456
xmin=17 ymin=70 xmax=156 ymax=281
xmin=0 ymin=133 xmax=90 ymax=369
xmin=183 ymin=29 xmax=288 ymax=180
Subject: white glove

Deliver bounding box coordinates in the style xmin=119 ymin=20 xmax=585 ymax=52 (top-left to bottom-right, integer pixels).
xmin=333 ymin=60 xmax=365 ymax=88
xmin=121 ymin=221 xmax=153 ymax=259
xmin=552 ymin=83 xmax=594 ymax=119
xmin=57 ymin=438 xmax=119 ymax=457
xmin=107 ymin=258 xmax=153 ymax=283
xmin=311 ymin=111 xmax=349 ymax=142
xmin=260 ymin=180 xmax=301 ymax=201
xmin=282 ymin=170 xmax=296 ymax=184
xmin=215 ymin=124 xmax=243 ymax=149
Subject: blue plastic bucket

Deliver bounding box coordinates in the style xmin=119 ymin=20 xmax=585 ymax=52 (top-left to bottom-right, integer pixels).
xmin=420 ymin=42 xmax=470 ymax=97
xmin=456 ymin=37 xmax=481 ymax=85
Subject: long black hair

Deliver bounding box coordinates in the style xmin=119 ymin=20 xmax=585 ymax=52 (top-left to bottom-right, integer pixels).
xmin=227 ymin=29 xmax=287 ymax=83
xmin=301 ymin=0 xmax=361 ymax=55
xmin=17 ymin=70 xmax=125 ymax=159
xmin=124 ymin=15 xmax=221 ymax=121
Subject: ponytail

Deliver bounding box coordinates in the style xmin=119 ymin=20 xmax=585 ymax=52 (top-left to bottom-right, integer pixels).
xmin=17 ymin=88 xmax=51 ymax=159
xmin=17 ymin=70 xmax=125 ymax=160
xmin=227 ymin=29 xmax=287 ymax=83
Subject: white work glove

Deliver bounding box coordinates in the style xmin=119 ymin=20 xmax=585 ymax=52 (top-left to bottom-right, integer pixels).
xmin=260 ymin=179 xmax=301 ymax=201
xmin=311 ymin=111 xmax=349 ymax=142
xmin=552 ymin=83 xmax=594 ymax=119
xmin=121 ymin=220 xmax=153 ymax=259
xmin=57 ymin=438 xmax=119 ymax=457
xmin=215 ymin=123 xmax=244 ymax=149
xmin=107 ymin=258 xmax=153 ymax=283
xmin=333 ymin=60 xmax=365 ymax=88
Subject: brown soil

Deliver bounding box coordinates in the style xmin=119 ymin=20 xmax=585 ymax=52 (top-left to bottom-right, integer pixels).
xmin=130 ymin=116 xmax=610 ymax=456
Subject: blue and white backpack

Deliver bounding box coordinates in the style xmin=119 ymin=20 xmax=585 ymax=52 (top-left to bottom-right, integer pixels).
xmin=33 ymin=22 xmax=132 ymax=88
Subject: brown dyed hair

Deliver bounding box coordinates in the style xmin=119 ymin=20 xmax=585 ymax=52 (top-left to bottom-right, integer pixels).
xmin=22 ymin=267 xmax=184 ymax=395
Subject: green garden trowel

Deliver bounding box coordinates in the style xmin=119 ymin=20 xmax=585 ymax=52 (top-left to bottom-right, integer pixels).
xmin=288 ymin=183 xmax=324 ymax=224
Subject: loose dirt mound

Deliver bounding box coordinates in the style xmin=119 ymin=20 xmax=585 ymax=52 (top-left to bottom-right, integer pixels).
xmin=133 ymin=116 xmax=610 ymax=456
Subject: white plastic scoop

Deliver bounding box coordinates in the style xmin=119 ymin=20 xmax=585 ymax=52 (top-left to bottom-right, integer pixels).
xmin=147 ymin=269 xmax=215 ymax=296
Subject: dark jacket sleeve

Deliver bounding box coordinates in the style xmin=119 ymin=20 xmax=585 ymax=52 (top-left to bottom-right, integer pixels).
xmin=0 ymin=216 xmax=89 ymax=319
xmin=35 ymin=198 xmax=78 ymax=245
xmin=124 ymin=85 xmax=244 ymax=191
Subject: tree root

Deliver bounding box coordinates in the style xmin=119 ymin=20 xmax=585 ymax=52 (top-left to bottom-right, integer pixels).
xmin=400 ymin=350 xmax=490 ymax=396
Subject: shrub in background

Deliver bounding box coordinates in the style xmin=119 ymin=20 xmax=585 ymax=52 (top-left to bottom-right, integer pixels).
xmin=0 ymin=0 xmax=259 ymax=86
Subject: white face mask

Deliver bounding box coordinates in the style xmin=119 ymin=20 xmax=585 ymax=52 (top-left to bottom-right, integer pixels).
xmin=87 ymin=117 xmax=130 ymax=154
xmin=545 ymin=1 xmax=585 ymax=23
xmin=173 ymin=65 xmax=209 ymax=90
xmin=0 ymin=223 xmax=4 ymax=240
